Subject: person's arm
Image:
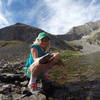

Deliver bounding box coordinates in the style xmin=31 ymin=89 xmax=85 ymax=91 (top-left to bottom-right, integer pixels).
xmin=29 ymin=48 xmax=39 ymax=72
xmin=31 ymin=48 xmax=38 ymax=61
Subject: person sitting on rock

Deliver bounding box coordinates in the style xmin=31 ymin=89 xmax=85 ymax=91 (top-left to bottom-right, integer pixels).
xmin=24 ymin=32 xmax=62 ymax=94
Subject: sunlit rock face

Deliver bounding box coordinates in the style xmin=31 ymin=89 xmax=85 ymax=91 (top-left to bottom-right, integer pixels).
xmin=57 ymin=20 xmax=100 ymax=41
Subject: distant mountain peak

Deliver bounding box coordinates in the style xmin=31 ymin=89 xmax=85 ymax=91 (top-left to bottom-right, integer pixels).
xmin=15 ymin=22 xmax=23 ymax=25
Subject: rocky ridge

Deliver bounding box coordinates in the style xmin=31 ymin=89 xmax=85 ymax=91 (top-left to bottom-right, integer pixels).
xmin=57 ymin=20 xmax=100 ymax=41
xmin=0 ymin=23 xmax=72 ymax=50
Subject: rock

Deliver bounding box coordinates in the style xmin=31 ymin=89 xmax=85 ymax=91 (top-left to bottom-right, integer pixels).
xmin=21 ymin=93 xmax=46 ymax=100
xmin=1 ymin=94 xmax=13 ymax=100
xmin=0 ymin=94 xmax=2 ymax=99
xmin=21 ymin=81 xmax=28 ymax=87
xmin=57 ymin=20 xmax=100 ymax=41
xmin=0 ymin=74 xmax=27 ymax=83
xmin=2 ymin=84 xmax=12 ymax=94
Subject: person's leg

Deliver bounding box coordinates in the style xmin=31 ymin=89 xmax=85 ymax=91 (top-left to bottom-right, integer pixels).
xmin=43 ymin=52 xmax=64 ymax=79
xmin=28 ymin=73 xmax=37 ymax=85
xmin=29 ymin=52 xmax=61 ymax=78
xmin=28 ymin=52 xmax=62 ymax=93
xmin=43 ymin=70 xmax=50 ymax=79
xmin=28 ymin=62 xmax=41 ymax=93
xmin=28 ymin=73 xmax=39 ymax=93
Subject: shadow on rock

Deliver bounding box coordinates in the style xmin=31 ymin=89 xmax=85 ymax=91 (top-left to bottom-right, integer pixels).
xmin=0 ymin=73 xmax=100 ymax=100
xmin=41 ymin=79 xmax=100 ymax=100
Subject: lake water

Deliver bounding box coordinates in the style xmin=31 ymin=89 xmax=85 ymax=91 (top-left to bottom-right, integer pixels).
xmin=50 ymin=51 xmax=100 ymax=84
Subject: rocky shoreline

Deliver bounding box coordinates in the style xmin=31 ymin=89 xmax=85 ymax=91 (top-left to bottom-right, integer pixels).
xmin=0 ymin=60 xmax=100 ymax=100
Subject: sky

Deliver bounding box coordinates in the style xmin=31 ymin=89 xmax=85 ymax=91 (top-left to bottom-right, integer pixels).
xmin=0 ymin=0 xmax=100 ymax=35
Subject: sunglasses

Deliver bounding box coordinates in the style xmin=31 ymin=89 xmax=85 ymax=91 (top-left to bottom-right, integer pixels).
xmin=41 ymin=38 xmax=49 ymax=42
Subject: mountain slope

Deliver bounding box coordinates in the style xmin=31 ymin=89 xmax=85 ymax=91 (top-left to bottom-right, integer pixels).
xmin=57 ymin=20 xmax=100 ymax=41
xmin=0 ymin=23 xmax=73 ymax=50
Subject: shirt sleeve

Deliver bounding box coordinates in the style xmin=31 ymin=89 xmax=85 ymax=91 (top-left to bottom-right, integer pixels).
xmin=31 ymin=44 xmax=38 ymax=49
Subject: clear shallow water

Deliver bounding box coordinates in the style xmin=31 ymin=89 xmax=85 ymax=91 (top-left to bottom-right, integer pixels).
xmin=48 ymin=52 xmax=100 ymax=100
xmin=50 ymin=51 xmax=100 ymax=84
xmin=67 ymin=51 xmax=100 ymax=81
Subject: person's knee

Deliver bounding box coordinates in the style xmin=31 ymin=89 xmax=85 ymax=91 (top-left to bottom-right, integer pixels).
xmin=54 ymin=52 xmax=60 ymax=60
xmin=29 ymin=62 xmax=39 ymax=72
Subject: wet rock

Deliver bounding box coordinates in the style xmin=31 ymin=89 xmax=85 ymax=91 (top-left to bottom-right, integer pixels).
xmin=0 ymin=74 xmax=27 ymax=83
xmin=2 ymin=84 xmax=12 ymax=94
xmin=42 ymin=79 xmax=100 ymax=100
xmin=0 ymin=61 xmax=25 ymax=74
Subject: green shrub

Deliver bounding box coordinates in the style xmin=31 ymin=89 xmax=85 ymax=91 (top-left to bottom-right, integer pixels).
xmin=60 ymin=50 xmax=80 ymax=60
xmin=94 ymin=32 xmax=100 ymax=40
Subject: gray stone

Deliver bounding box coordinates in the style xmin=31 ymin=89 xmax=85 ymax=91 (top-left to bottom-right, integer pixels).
xmin=21 ymin=93 xmax=46 ymax=100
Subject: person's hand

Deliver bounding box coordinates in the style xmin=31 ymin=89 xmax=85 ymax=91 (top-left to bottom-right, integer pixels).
xmin=50 ymin=52 xmax=60 ymax=63
xmin=52 ymin=52 xmax=60 ymax=58
xmin=50 ymin=52 xmax=65 ymax=66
